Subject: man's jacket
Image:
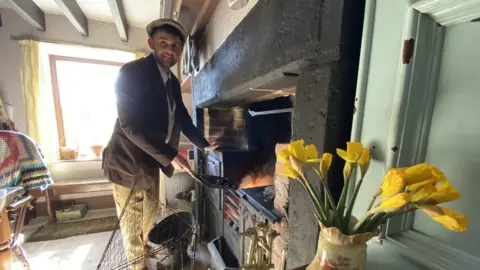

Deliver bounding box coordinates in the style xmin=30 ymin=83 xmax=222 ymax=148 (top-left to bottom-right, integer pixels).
xmin=102 ymin=53 xmax=209 ymax=190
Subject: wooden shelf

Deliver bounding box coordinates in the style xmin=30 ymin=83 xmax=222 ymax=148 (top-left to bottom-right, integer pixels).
xmin=181 ymin=74 xmax=192 ymax=93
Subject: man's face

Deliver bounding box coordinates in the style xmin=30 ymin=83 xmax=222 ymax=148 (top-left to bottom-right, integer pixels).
xmin=148 ymin=30 xmax=183 ymax=69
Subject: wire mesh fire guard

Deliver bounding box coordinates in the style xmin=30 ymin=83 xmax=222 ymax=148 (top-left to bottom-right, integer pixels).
xmin=96 ymin=186 xmax=197 ymax=270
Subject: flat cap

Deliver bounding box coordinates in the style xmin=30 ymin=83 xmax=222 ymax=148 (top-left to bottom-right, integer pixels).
xmin=146 ymin=18 xmax=187 ymax=41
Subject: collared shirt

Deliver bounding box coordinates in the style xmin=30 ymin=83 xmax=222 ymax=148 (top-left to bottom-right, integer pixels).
xmin=157 ymin=63 xmax=176 ymax=144
xmin=157 ymin=64 xmax=170 ymax=87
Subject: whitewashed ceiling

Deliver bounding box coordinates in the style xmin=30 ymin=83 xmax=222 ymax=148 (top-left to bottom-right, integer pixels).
xmin=0 ymin=0 xmax=218 ymax=41
xmin=0 ymin=0 xmax=162 ymax=28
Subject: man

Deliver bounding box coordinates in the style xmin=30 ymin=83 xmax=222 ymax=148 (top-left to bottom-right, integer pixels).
xmin=102 ymin=19 xmax=214 ymax=270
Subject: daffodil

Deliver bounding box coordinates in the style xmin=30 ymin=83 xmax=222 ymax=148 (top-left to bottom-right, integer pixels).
xmin=278 ymin=139 xmax=466 ymax=236
xmin=288 ymin=140 xmax=308 ymax=164
xmin=319 ymin=153 xmax=333 ymax=180
xmin=289 ymin=155 xmax=305 ymax=178
xmin=430 ymin=181 xmax=461 ymax=203
xmin=417 ymin=205 xmax=469 ymax=232
xmin=413 ymin=181 xmax=461 ymax=205
xmin=411 ymin=184 xmax=436 ymax=203
xmin=343 ymin=162 xmax=353 ymax=182
xmin=358 ymin=148 xmax=371 ymax=177
xmin=306 ymin=144 xmax=319 ymax=160
xmin=278 ymin=162 xmax=301 ymax=179
xmin=281 ymin=140 xmax=322 ymax=165
xmin=380 ymin=169 xmax=407 ymax=198
xmin=368 ymin=193 xmax=411 ymax=214
xmin=406 ymin=179 xmax=436 ymax=193
xmin=277 ymin=148 xmax=290 ymax=163
xmin=336 ymin=142 xmax=364 ymax=163
xmin=404 ymin=163 xmax=433 ymax=185
xmin=430 ymin=165 xmax=447 ymax=182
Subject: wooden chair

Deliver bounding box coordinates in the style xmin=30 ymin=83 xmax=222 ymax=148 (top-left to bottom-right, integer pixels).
xmin=7 ymin=195 xmax=34 ymax=269
xmin=0 ymin=208 xmax=13 ymax=270
xmin=0 ymin=192 xmax=34 ymax=270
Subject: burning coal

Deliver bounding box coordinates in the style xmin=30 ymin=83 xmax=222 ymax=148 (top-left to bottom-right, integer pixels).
xmin=238 ymin=155 xmax=275 ymax=189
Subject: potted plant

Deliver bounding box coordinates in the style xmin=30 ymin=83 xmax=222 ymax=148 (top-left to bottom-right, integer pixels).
xmin=90 ymin=145 xmax=104 ymax=158
xmin=277 ymin=140 xmax=468 ymax=270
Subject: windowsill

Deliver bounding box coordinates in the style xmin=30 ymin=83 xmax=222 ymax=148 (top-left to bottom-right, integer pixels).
xmin=54 ymin=157 xmax=102 ymax=164
xmin=48 ymin=158 xmax=104 ymax=182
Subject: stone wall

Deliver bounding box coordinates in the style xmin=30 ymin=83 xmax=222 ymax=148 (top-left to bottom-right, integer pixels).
xmin=271 ymin=144 xmax=291 ymax=269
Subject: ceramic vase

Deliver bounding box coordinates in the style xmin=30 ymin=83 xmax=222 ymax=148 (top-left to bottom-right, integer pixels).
xmin=306 ymin=222 xmax=376 ymax=270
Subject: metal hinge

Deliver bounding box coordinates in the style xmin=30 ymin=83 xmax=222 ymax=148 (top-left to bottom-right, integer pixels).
xmin=402 ymin=38 xmax=415 ymax=64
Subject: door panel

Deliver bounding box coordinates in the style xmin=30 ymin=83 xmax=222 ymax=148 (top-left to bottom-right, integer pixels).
xmin=413 ymin=23 xmax=480 ymax=254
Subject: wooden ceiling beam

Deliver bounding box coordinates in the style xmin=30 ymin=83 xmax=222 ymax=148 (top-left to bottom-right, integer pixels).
xmin=190 ymin=0 xmax=219 ymax=36
xmin=4 ymin=0 xmax=45 ymax=31
xmin=171 ymin=0 xmax=183 ymax=21
xmin=190 ymin=0 xmax=211 ymax=35
xmin=161 ymin=0 xmax=173 ymax=19
xmin=54 ymin=0 xmax=88 ymax=36
xmin=107 ymin=0 xmax=128 ymax=42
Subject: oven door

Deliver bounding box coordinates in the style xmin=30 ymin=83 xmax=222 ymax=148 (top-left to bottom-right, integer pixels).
xmin=205 ymin=154 xmax=222 ymax=209
xmin=204 ymin=154 xmax=224 ymax=241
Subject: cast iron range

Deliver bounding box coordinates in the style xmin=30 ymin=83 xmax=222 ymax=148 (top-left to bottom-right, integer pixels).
xmin=201 ymin=147 xmax=280 ymax=222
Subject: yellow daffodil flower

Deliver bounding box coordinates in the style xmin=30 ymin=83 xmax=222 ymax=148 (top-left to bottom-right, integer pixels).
xmin=319 ymin=153 xmax=333 ymax=180
xmin=404 ymin=163 xmax=433 ymax=185
xmin=343 ymin=162 xmax=353 ymax=182
xmin=306 ymin=144 xmax=319 ymax=160
xmin=411 ymin=184 xmax=436 ymax=203
xmin=277 ymin=148 xmax=290 ymax=163
xmin=368 ymin=193 xmax=411 ymax=214
xmin=414 ymin=181 xmax=461 ymax=205
xmin=289 ymin=155 xmax=305 ymax=178
xmin=417 ymin=205 xmax=469 ymax=232
xmin=406 ymin=179 xmax=436 ymax=193
xmin=278 ymin=162 xmax=302 ymax=179
xmin=358 ymin=148 xmax=371 ymax=177
xmin=336 ymin=142 xmax=364 ymax=163
xmin=430 ymin=165 xmax=447 ymax=182
xmin=283 ymin=140 xmax=321 ymax=165
xmin=289 ymin=140 xmax=308 ymax=164
xmin=380 ymin=169 xmax=407 ymax=198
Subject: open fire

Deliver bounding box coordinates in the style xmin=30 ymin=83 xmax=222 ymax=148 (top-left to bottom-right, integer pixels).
xmin=238 ymin=174 xmax=274 ymax=189
xmin=236 ymin=147 xmax=276 ymax=190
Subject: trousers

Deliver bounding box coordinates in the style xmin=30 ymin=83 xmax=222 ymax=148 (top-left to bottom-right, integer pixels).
xmin=113 ymin=183 xmax=159 ymax=270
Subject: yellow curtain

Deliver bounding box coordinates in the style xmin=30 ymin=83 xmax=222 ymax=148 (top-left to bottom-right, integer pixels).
xmin=135 ymin=51 xmax=148 ymax=59
xmin=19 ymin=40 xmax=41 ymax=141
xmin=20 ymin=40 xmax=59 ymax=163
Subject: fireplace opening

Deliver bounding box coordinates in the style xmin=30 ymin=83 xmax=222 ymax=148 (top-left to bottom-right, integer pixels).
xmin=238 ymin=96 xmax=293 ymax=189
xmin=201 ymin=95 xmax=294 ymax=262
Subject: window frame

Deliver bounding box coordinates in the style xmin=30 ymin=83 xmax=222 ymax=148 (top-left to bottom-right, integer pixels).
xmin=49 ymin=54 xmax=125 ymax=148
xmin=351 ymin=0 xmax=480 ymax=269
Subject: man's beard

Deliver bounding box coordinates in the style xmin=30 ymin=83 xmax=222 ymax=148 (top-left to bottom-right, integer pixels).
xmin=154 ymin=53 xmax=176 ymax=69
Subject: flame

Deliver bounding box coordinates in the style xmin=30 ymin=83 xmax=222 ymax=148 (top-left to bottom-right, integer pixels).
xmin=238 ymin=174 xmax=274 ymax=189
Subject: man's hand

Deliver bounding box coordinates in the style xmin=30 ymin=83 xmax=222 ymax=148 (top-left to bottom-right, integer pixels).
xmin=172 ymin=155 xmax=193 ymax=174
xmin=204 ymin=142 xmax=221 ymax=152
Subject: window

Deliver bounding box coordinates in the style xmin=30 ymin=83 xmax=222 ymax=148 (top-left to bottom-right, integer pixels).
xmin=49 ymin=55 xmax=126 ymax=159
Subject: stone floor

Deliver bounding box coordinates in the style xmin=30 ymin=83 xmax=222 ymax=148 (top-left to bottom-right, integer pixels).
xmin=11 ymin=208 xmax=211 ymax=270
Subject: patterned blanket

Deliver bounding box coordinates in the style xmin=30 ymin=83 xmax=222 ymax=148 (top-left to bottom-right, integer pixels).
xmin=0 ymin=131 xmax=53 ymax=190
